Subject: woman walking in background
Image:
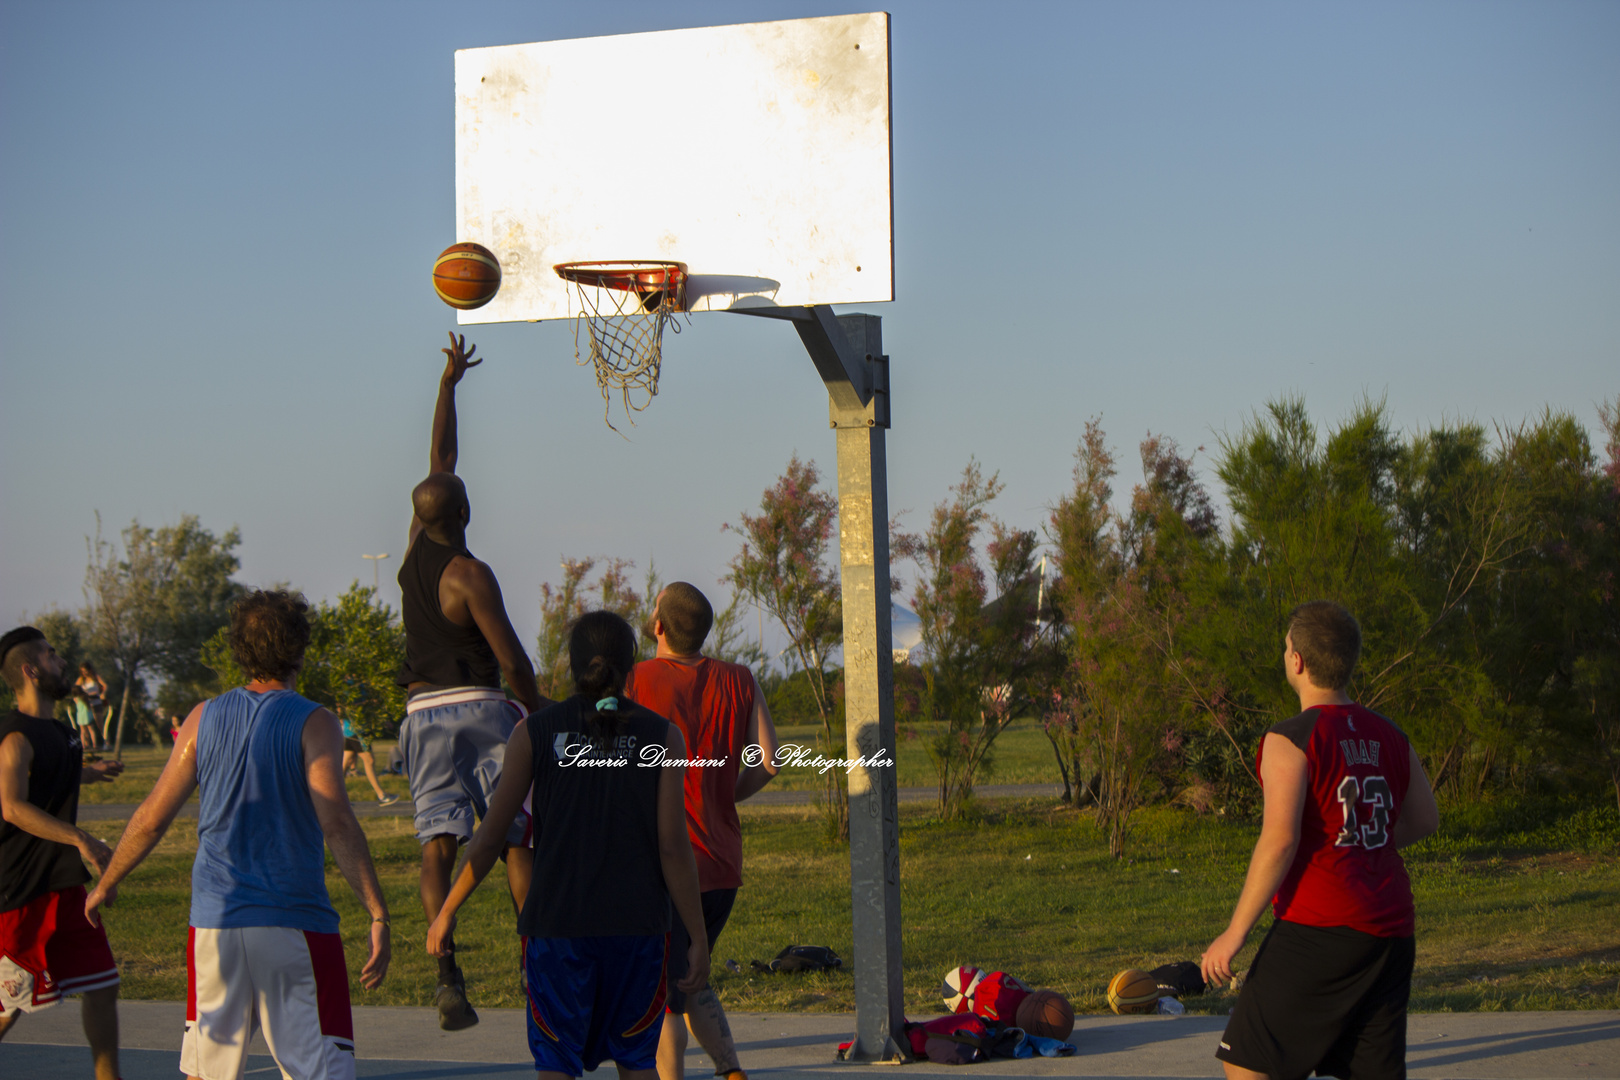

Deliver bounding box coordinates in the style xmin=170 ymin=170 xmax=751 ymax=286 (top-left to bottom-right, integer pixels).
xmin=71 ymin=687 xmax=101 ymax=753
xmin=76 ymin=662 xmax=109 ymax=744
xmin=340 ymin=707 xmax=398 ymax=806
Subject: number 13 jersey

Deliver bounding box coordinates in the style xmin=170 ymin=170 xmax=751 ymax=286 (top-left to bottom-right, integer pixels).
xmin=1261 ymin=704 xmax=1415 ymax=937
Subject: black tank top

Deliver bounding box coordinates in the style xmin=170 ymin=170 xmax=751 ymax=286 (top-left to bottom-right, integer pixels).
xmin=0 ymin=711 xmax=90 ymax=911
xmin=518 ymin=696 xmax=673 ymax=938
xmin=396 ymin=532 xmax=500 ymax=690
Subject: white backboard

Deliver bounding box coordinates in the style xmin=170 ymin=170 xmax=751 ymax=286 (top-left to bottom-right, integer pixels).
xmin=454 ymin=13 xmax=893 ymax=324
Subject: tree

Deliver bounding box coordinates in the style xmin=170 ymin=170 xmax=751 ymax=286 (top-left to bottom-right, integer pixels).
xmin=199 ymin=583 xmax=407 ymax=742
xmin=535 ymin=557 xmax=660 ymax=699
xmin=1577 ymin=396 xmax=1620 ymax=811
xmin=301 ymin=584 xmax=409 ymax=742
xmin=81 ymin=514 xmax=242 ymax=756
xmin=899 ymin=460 xmax=1053 ymax=819
xmin=724 ymin=455 xmax=845 ymax=837
xmin=1046 ymin=425 xmax=1221 ymax=854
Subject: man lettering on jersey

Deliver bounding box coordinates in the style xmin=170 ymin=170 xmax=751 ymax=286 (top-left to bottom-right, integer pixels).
xmin=86 ymin=593 xmax=391 ymax=1080
xmin=398 ymin=333 xmax=547 ymax=1030
xmin=0 ymin=627 xmax=124 ymax=1080
xmin=1201 ymin=601 xmax=1440 ymax=1080
xmin=623 ymin=583 xmax=780 ymax=1080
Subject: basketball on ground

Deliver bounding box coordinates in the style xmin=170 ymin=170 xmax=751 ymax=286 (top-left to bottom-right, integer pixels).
xmin=1106 ymin=969 xmax=1161 ymax=1014
xmin=1014 ymin=989 xmax=1075 ymax=1040
xmin=941 ymin=965 xmax=984 ymax=1013
xmin=432 ymin=242 xmax=501 ymax=309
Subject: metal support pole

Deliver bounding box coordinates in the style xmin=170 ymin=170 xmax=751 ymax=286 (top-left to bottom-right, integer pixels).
xmin=733 ymin=304 xmax=905 ymax=1061
xmin=834 ymin=418 xmax=906 ymax=1062
xmin=735 ymin=305 xmax=905 ymax=1060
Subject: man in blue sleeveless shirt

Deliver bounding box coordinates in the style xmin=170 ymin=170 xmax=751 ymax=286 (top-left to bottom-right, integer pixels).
xmin=397 ymin=333 xmax=548 ymax=1030
xmin=89 ymin=591 xmax=391 ymax=1080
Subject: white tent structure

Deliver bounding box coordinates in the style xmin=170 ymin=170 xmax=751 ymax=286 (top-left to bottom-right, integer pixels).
xmin=891 ymin=602 xmax=923 ymax=664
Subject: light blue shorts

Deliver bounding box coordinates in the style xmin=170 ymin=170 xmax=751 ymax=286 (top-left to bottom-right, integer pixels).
xmin=399 ymin=688 xmax=529 ymax=846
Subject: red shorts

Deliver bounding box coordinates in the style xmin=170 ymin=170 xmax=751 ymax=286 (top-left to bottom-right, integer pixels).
xmin=0 ymin=884 xmax=120 ymax=1014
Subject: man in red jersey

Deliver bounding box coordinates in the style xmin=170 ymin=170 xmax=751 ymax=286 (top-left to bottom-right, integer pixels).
xmin=1202 ymin=601 xmax=1440 ymax=1080
xmin=624 ymin=583 xmax=780 ymax=1080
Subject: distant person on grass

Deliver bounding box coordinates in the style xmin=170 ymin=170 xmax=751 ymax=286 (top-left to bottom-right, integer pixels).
xmin=75 ymin=661 xmax=108 ymax=746
xmin=340 ymin=706 xmax=398 ymax=806
xmin=1201 ymin=601 xmax=1440 ymax=1080
xmin=398 ymin=332 xmax=548 ymax=1029
xmin=624 ymin=582 xmax=780 ymax=1080
xmin=0 ymin=627 xmax=125 ymax=1080
xmin=427 ymin=610 xmax=710 ymax=1080
xmin=71 ymin=686 xmax=100 ymax=754
xmin=87 ymin=591 xmax=391 ymax=1080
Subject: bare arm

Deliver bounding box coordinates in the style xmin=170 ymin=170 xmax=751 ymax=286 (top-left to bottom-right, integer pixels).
xmin=409 ymin=333 xmax=483 ymax=547
xmin=1201 ymin=733 xmax=1308 ymax=988
xmin=1392 ymin=742 xmax=1440 ymax=849
xmin=85 ymin=703 xmax=207 ymax=920
xmin=448 ymin=558 xmax=545 ymax=713
xmin=431 ymin=332 xmax=480 ymax=475
xmin=660 ymin=725 xmax=710 ymax=994
xmin=303 ymin=706 xmax=390 ymax=989
xmin=428 ymin=722 xmax=534 ymax=954
xmin=1 ymin=732 xmax=112 ymax=876
xmin=734 ymin=671 xmax=780 ymax=802
xmin=81 ymin=759 xmax=125 ymax=786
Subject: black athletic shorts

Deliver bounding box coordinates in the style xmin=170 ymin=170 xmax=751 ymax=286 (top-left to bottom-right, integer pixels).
xmin=666 ymin=887 xmax=737 ymax=1013
xmin=1217 ymin=919 xmax=1414 ymax=1080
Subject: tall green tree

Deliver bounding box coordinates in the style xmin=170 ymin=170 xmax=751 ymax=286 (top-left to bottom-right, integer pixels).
xmin=535 ymin=558 xmax=660 ymax=699
xmin=724 ymin=455 xmax=845 ymax=837
xmin=81 ymin=514 xmax=243 ymax=755
xmin=900 ymin=460 xmax=1053 ymax=819
xmin=1046 ymin=425 xmax=1221 ymax=853
xmin=200 ymin=583 xmax=406 ymax=741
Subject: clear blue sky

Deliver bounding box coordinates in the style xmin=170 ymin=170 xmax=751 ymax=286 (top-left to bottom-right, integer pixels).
xmin=3 ymin=1 xmax=1616 ymax=656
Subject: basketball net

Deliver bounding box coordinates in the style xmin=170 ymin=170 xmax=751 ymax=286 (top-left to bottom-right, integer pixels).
xmin=554 ymin=261 xmax=687 ymax=433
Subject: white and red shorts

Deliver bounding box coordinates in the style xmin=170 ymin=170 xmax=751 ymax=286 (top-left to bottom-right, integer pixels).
xmin=184 ymin=925 xmax=355 ymax=1080
xmin=0 ymin=884 xmax=119 ymax=1014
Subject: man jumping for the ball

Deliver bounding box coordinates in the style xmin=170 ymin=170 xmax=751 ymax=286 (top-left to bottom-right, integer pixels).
xmin=399 ymin=333 xmax=547 ymax=1030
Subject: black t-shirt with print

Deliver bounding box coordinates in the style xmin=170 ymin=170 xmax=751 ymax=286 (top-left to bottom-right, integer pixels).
xmin=518 ymin=695 xmax=673 ymax=938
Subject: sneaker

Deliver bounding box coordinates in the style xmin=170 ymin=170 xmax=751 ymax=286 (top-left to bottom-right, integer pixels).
xmin=378 ymin=793 xmax=400 ymax=806
xmin=435 ymin=969 xmax=479 ymax=1031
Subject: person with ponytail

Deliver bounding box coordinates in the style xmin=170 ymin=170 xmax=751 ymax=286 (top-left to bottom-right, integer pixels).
xmin=427 ymin=611 xmax=709 ymax=1080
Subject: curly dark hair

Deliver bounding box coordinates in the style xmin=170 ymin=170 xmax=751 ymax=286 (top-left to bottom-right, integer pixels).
xmin=229 ymin=590 xmax=311 ymax=681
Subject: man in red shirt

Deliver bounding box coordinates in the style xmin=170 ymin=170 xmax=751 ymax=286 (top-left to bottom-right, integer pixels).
xmin=1202 ymin=601 xmax=1439 ymax=1080
xmin=624 ymin=583 xmax=780 ymax=1080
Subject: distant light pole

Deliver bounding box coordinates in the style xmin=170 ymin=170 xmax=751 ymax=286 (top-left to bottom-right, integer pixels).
xmin=362 ymin=553 xmax=391 ymax=594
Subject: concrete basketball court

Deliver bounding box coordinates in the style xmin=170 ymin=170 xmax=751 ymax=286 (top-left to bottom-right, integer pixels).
xmin=4 ymin=1000 xmax=1616 ymax=1079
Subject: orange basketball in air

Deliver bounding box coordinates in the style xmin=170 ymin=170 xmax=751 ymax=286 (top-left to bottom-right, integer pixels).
xmin=433 ymin=242 xmax=501 ymax=310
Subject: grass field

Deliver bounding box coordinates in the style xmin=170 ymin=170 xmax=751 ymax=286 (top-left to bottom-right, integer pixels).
xmin=79 ymin=719 xmax=1064 ymax=806
xmin=80 ymin=743 xmax=411 ymax=807
xmin=732 ymin=718 xmax=1063 ymax=792
xmin=89 ymin=789 xmax=1619 ymax=1018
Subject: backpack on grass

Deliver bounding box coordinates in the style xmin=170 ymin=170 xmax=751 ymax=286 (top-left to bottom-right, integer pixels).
xmin=749 ymin=945 xmax=842 ymax=973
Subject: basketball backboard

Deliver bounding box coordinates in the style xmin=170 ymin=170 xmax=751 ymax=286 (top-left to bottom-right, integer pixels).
xmin=453 ymin=13 xmax=893 ymax=325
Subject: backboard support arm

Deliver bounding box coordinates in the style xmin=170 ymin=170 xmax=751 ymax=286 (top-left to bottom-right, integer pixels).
xmin=733 ymin=305 xmax=906 ymax=1062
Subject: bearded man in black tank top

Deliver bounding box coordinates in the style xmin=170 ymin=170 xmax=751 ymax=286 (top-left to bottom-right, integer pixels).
xmin=397 ymin=333 xmax=549 ymax=1031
